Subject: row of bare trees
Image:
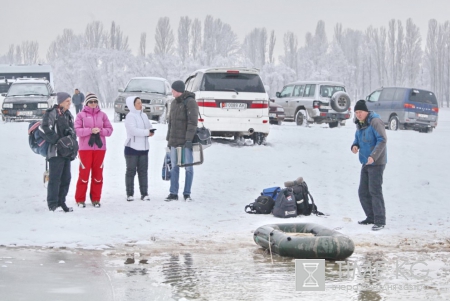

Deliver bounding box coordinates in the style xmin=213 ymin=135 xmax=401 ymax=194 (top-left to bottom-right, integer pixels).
xmin=1 ymin=17 xmax=450 ymax=106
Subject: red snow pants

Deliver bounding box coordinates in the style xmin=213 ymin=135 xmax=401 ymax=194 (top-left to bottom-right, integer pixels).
xmin=75 ymin=150 xmax=106 ymax=203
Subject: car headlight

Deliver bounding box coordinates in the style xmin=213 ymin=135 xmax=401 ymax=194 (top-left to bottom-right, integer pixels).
xmin=277 ymin=107 xmax=284 ymax=112
xmin=3 ymin=103 xmax=12 ymax=108
xmin=38 ymin=103 xmax=48 ymax=109
xmin=152 ymin=99 xmax=163 ymax=105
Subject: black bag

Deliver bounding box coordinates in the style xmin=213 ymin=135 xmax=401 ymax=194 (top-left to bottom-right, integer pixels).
xmin=245 ymin=195 xmax=275 ymax=214
xmin=162 ymin=151 xmax=172 ymax=181
xmin=291 ymin=181 xmax=323 ymax=216
xmin=56 ymin=135 xmax=79 ymax=160
xmin=193 ymin=126 xmax=211 ymax=149
xmin=28 ymin=121 xmax=49 ymax=157
xmin=272 ymin=188 xmax=297 ymax=218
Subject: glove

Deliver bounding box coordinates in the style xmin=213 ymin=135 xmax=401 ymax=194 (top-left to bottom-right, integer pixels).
xmin=88 ymin=134 xmax=96 ymax=147
xmin=184 ymin=141 xmax=193 ymax=150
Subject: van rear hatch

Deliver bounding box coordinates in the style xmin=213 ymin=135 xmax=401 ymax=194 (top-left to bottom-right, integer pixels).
xmin=197 ymin=71 xmax=268 ymax=118
xmin=405 ymin=89 xmax=438 ymax=119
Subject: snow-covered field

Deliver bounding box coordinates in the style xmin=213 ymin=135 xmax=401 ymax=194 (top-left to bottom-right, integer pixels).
xmin=0 ymin=107 xmax=449 ymax=254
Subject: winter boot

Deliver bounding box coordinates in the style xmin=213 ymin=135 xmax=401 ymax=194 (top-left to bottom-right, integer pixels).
xmin=141 ymin=195 xmax=150 ymax=201
xmin=61 ymin=203 xmax=73 ymax=212
xmin=127 ymin=196 xmax=134 ymax=202
xmin=358 ymin=218 xmax=374 ymax=225
xmin=165 ymin=194 xmax=178 ymax=202
xmin=183 ymin=195 xmax=193 ymax=202
xmin=77 ymin=202 xmax=86 ymax=208
xmin=92 ymin=201 xmax=101 ymax=208
xmin=372 ymin=224 xmax=385 ymax=231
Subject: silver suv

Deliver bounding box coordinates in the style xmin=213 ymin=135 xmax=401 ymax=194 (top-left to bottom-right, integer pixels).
xmin=1 ymin=78 xmax=55 ymax=122
xmin=274 ymin=81 xmax=351 ymax=127
xmin=114 ymin=77 xmax=173 ymax=122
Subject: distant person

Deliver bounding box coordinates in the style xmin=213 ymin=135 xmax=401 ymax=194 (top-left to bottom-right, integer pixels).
xmin=165 ymin=80 xmax=198 ymax=202
xmin=41 ymin=92 xmax=77 ymax=212
xmin=74 ymin=93 xmax=113 ymax=208
xmin=124 ymin=96 xmax=154 ymax=201
xmin=72 ymin=88 xmax=85 ymax=114
xmin=351 ymin=100 xmax=387 ymax=231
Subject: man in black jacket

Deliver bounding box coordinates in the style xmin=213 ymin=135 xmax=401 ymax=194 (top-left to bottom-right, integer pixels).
xmin=41 ymin=92 xmax=76 ymax=212
xmin=72 ymin=89 xmax=85 ymax=114
xmin=165 ymin=80 xmax=199 ymax=202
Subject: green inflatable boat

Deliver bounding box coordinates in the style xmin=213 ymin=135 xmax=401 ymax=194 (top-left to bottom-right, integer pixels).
xmin=253 ymin=223 xmax=355 ymax=260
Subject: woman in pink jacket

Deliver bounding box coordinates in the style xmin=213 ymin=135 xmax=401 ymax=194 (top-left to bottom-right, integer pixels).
xmin=74 ymin=93 xmax=113 ymax=208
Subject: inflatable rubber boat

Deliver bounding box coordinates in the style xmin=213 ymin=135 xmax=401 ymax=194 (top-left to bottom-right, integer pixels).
xmin=253 ymin=223 xmax=355 ymax=260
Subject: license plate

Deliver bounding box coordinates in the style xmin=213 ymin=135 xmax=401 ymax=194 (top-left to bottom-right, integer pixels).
xmin=222 ymin=103 xmax=246 ymax=109
xmin=417 ymin=113 xmax=428 ymax=118
xmin=17 ymin=111 xmax=33 ymax=116
xmin=269 ymin=113 xmax=276 ymax=117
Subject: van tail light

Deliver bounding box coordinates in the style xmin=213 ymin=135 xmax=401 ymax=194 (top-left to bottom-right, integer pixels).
xmin=313 ymin=101 xmax=320 ymax=109
xmin=432 ymin=107 xmax=439 ymax=113
xmin=198 ymin=118 xmax=204 ymax=122
xmin=250 ymin=101 xmax=268 ymax=109
xmin=404 ymin=103 xmax=415 ymax=109
xmin=197 ymin=99 xmax=216 ymax=107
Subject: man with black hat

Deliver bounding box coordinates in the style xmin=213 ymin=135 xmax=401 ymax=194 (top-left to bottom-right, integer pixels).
xmin=41 ymin=92 xmax=77 ymax=212
xmin=351 ymin=100 xmax=387 ymax=230
xmin=165 ymin=80 xmax=199 ymax=202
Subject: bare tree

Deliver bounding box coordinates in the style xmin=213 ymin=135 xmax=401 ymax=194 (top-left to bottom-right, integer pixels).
xmin=21 ymin=41 xmax=39 ymax=64
xmin=7 ymin=45 xmax=15 ymax=64
xmin=387 ymin=19 xmax=397 ymax=85
xmin=404 ymin=19 xmax=422 ymax=87
xmin=268 ymin=30 xmax=276 ymax=64
xmin=214 ymin=19 xmax=239 ymax=58
xmin=242 ymin=28 xmax=267 ymax=68
xmin=177 ymin=16 xmax=192 ymax=63
xmin=139 ymin=32 xmax=147 ymax=57
xmin=84 ymin=21 xmax=106 ymax=49
xmin=47 ymin=29 xmax=82 ymax=62
xmin=191 ymin=18 xmax=202 ymax=60
xmin=154 ymin=17 xmax=174 ymax=56
xmin=425 ymin=19 xmax=438 ymax=95
xmin=282 ymin=31 xmax=298 ymax=72
xmin=203 ymin=15 xmax=215 ymax=64
xmin=396 ymin=21 xmax=405 ymax=85
xmin=15 ymin=45 xmax=22 ymax=64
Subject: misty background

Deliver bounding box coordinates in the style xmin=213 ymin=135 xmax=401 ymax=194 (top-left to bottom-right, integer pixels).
xmin=1 ymin=0 xmax=450 ymax=107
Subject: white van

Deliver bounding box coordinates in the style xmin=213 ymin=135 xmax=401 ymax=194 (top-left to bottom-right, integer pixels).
xmin=184 ymin=67 xmax=270 ymax=145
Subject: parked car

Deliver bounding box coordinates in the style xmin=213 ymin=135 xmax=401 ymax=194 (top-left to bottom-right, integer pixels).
xmin=114 ymin=77 xmax=173 ymax=122
xmin=365 ymin=87 xmax=438 ymax=133
xmin=274 ymin=81 xmax=351 ymax=128
xmin=184 ymin=67 xmax=270 ymax=145
xmin=269 ymin=100 xmax=285 ymax=125
xmin=1 ymin=78 xmax=55 ymax=122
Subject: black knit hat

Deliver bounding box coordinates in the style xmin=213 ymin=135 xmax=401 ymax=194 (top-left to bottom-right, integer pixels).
xmin=354 ymin=99 xmax=369 ymax=112
xmin=56 ymin=92 xmax=71 ymax=104
xmin=171 ymin=80 xmax=185 ymax=93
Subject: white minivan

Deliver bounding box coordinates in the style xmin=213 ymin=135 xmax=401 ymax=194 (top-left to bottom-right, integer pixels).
xmin=184 ymin=67 xmax=270 ymax=145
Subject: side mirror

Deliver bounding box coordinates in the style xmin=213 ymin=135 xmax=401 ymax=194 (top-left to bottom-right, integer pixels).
xmin=0 ymin=93 xmax=6 ymax=97
xmin=118 ymin=88 xmax=124 ymax=92
xmin=51 ymin=92 xmax=56 ymax=96
xmin=270 ymin=98 xmax=274 ymax=102
xmin=276 ymin=92 xmax=281 ymax=98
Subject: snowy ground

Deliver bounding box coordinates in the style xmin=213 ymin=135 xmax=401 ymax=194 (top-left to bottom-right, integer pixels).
xmin=0 ymin=107 xmax=449 ymax=253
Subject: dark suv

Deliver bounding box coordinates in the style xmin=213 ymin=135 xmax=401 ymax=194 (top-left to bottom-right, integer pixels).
xmin=366 ymin=87 xmax=438 ymax=133
xmin=1 ymin=78 xmax=55 ymax=122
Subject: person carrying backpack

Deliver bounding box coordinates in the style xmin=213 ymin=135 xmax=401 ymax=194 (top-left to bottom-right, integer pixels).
xmin=74 ymin=93 xmax=113 ymax=208
xmin=165 ymin=80 xmax=199 ymax=202
xmin=41 ymin=92 xmax=77 ymax=212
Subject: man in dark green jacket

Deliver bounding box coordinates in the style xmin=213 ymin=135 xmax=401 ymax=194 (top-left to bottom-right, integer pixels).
xmin=165 ymin=80 xmax=199 ymax=202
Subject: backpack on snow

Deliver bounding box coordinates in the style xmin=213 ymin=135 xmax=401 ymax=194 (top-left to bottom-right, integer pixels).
xmin=245 ymin=195 xmax=275 ymax=214
xmin=290 ymin=181 xmax=324 ymax=216
xmin=272 ymin=188 xmax=298 ymax=218
xmin=28 ymin=121 xmax=49 ymax=157
xmin=261 ymin=186 xmax=281 ymax=200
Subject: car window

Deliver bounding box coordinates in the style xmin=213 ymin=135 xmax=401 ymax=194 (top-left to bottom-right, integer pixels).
xmin=379 ymin=88 xmax=396 ymax=101
xmin=409 ymin=89 xmax=438 ymax=105
xmin=125 ymin=79 xmax=165 ymax=94
xmin=393 ymin=88 xmax=406 ymax=102
xmin=368 ymin=90 xmax=381 ymax=102
xmin=200 ymin=73 xmax=265 ymax=93
xmin=280 ymin=85 xmax=294 ymax=97
xmin=0 ymin=84 xmax=9 ymax=94
xmin=293 ymin=85 xmax=305 ymax=97
xmin=7 ymin=83 xmax=49 ymax=96
xmin=320 ymin=85 xmax=345 ymax=98
xmin=304 ymin=84 xmax=316 ymax=97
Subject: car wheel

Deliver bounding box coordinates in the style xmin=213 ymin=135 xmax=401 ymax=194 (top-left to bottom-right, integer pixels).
xmin=330 ymin=91 xmax=351 ymax=113
xmin=388 ymin=116 xmax=399 ymax=131
xmin=339 ymin=120 xmax=346 ymax=126
xmin=277 ymin=120 xmax=282 ymax=125
xmin=251 ymin=132 xmax=265 ymax=145
xmin=114 ymin=112 xmax=122 ymax=123
xmin=328 ymin=121 xmax=339 ymax=128
xmin=295 ymin=110 xmax=306 ymax=126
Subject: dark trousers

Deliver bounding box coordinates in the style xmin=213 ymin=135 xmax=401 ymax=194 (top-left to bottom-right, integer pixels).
xmin=47 ymin=157 xmax=71 ymax=210
xmin=358 ymin=164 xmax=386 ymax=225
xmin=125 ymin=154 xmax=148 ymax=196
xmin=75 ymin=104 xmax=82 ymax=114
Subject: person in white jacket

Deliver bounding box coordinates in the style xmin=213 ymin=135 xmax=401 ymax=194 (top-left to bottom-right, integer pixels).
xmin=124 ymin=96 xmax=154 ymax=201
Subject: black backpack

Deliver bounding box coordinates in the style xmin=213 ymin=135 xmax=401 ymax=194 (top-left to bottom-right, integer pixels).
xmin=272 ymin=188 xmax=297 ymax=218
xmin=291 ymin=181 xmax=323 ymax=216
xmin=245 ymin=195 xmax=274 ymax=214
xmin=28 ymin=121 xmax=49 ymax=157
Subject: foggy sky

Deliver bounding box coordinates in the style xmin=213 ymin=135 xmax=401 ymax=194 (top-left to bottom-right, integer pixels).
xmin=2 ymin=0 xmax=450 ymax=61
